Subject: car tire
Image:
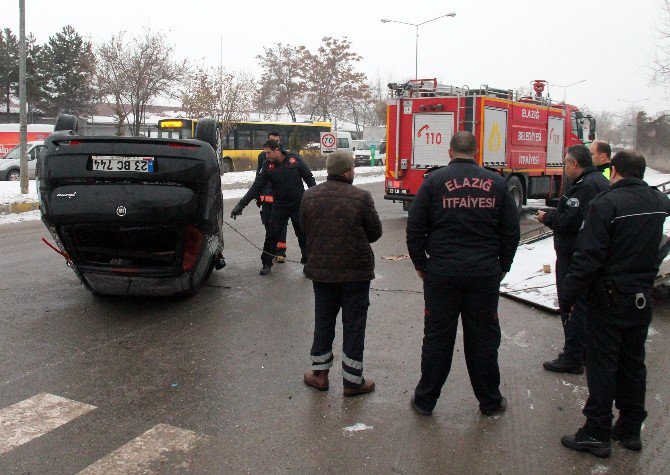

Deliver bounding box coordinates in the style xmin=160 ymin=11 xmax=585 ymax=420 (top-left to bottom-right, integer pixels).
xmin=195 ymin=118 xmax=219 ymax=149
xmin=507 ymin=175 xmax=524 ymax=215
xmin=5 ymin=168 xmax=20 ymax=181
xmin=54 ymin=114 xmax=79 ymax=133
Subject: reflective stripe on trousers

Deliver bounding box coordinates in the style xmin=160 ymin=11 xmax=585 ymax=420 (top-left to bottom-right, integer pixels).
xmin=311 ymin=351 xmax=333 ymax=370
xmin=342 ymin=353 xmax=363 ymax=385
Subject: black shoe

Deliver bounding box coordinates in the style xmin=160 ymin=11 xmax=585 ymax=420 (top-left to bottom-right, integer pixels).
xmin=612 ymin=422 xmax=642 ymax=451
xmin=259 ymin=265 xmax=272 ymax=276
xmin=481 ymin=397 xmax=507 ymax=416
xmin=543 ymin=356 xmax=584 ymax=374
xmin=410 ymin=396 xmax=432 ymax=416
xmin=561 ymin=428 xmax=611 ymax=458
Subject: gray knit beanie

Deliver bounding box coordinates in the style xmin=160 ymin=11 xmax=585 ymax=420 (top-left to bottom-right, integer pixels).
xmin=326 ymin=151 xmax=355 ymax=175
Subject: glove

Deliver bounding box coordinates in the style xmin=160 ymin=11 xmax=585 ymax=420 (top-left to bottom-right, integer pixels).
xmin=230 ymin=203 xmax=244 ymax=219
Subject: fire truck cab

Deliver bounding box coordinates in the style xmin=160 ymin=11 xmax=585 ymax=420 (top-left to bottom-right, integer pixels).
xmin=384 ymin=79 xmax=595 ymax=211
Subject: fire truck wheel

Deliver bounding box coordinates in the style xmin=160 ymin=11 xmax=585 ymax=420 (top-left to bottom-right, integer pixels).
xmin=54 ymin=114 xmax=79 ymax=133
xmin=195 ymin=117 xmax=219 ymax=150
xmin=507 ymin=176 xmax=523 ymax=215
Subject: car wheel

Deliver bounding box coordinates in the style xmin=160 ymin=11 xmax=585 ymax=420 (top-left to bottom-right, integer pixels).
xmin=54 ymin=114 xmax=79 ymax=133
xmin=5 ymin=168 xmax=20 ymax=181
xmin=507 ymin=175 xmax=524 ymax=215
xmin=195 ymin=117 xmax=219 ymax=149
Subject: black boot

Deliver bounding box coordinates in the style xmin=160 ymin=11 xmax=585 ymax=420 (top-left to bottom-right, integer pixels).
xmin=612 ymin=420 xmax=642 ymax=451
xmin=561 ymin=427 xmax=611 ymax=458
xmin=543 ymin=355 xmax=584 ymax=374
xmin=259 ymin=265 xmax=272 ymax=276
xmin=481 ymin=397 xmax=507 ymax=416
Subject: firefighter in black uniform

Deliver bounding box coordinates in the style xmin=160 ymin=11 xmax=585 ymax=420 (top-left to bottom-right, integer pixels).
xmin=406 ymin=131 xmax=520 ymax=417
xmin=257 ymin=131 xmax=287 ymax=263
xmin=535 ymin=145 xmax=610 ymax=374
xmin=560 ymin=150 xmax=670 ymax=458
xmin=230 ymin=140 xmax=316 ymax=275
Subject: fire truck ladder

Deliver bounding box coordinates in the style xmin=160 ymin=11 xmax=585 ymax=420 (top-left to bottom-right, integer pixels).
xmin=392 ymin=79 xmax=467 ymax=98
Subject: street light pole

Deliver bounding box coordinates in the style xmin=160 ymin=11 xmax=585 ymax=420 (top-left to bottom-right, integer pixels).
xmin=617 ymin=98 xmax=648 ymax=149
xmin=552 ymin=79 xmax=586 ymax=110
xmin=381 ymin=12 xmax=456 ymax=79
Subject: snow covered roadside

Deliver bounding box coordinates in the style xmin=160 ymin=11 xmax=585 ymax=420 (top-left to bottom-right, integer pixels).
xmin=501 ymin=168 xmax=670 ymax=312
xmin=0 ymin=166 xmax=386 ymax=225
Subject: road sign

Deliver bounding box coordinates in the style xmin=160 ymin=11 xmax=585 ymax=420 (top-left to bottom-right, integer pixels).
xmin=320 ymin=132 xmax=336 ymax=153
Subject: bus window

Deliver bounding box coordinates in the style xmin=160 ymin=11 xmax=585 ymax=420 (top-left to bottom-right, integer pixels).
xmin=222 ymin=131 xmax=233 ymax=150
xmin=252 ymin=130 xmax=267 ymax=148
xmin=236 ymin=130 xmax=252 ymax=149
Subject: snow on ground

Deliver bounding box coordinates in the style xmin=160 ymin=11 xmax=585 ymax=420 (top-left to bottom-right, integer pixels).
xmin=501 ymin=168 xmax=670 ymax=312
xmin=0 ymin=180 xmax=38 ymax=205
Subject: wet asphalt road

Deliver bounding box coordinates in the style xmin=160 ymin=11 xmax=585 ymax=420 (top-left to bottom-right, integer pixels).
xmin=0 ymin=182 xmax=669 ymax=474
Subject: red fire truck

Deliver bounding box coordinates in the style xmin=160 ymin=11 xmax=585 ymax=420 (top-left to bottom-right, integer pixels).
xmin=384 ymin=79 xmax=595 ymax=211
xmin=0 ymin=123 xmax=54 ymax=157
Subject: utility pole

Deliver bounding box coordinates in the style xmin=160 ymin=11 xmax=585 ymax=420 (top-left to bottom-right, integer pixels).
xmin=19 ymin=0 xmax=28 ymax=194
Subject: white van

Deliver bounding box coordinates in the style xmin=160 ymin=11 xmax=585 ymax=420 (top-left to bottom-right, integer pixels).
xmin=336 ymin=131 xmax=354 ymax=153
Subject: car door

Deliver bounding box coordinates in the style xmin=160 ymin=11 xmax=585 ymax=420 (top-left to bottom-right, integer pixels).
xmin=27 ymin=145 xmax=44 ymax=178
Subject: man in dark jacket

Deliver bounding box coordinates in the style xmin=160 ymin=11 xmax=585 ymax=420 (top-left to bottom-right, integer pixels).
xmin=406 ymin=131 xmax=520 ymax=416
xmin=559 ymin=150 xmax=670 ymax=458
xmin=300 ymin=151 xmax=382 ymax=397
xmin=589 ymin=140 xmax=612 ymax=180
xmin=256 ymin=131 xmax=288 ymax=262
xmin=231 ymin=140 xmax=316 ymax=275
xmin=535 ymin=145 xmax=610 ymax=374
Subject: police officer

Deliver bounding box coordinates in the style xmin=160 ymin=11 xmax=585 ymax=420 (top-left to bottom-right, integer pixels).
xmin=589 ymin=140 xmax=612 ymax=180
xmin=559 ymin=150 xmax=670 ymax=458
xmin=406 ymin=131 xmax=520 ymax=416
xmin=535 ymin=145 xmax=609 ymax=374
xmin=230 ymin=140 xmax=316 ymax=275
xmin=257 ymin=131 xmax=288 ymax=263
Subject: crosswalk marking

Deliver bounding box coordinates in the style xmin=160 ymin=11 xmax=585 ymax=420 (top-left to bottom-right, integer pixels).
xmin=78 ymin=424 xmax=208 ymax=474
xmin=0 ymin=393 xmax=96 ymax=454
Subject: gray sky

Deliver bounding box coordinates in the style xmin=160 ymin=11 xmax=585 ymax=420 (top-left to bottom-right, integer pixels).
xmin=8 ymin=0 xmax=670 ymax=115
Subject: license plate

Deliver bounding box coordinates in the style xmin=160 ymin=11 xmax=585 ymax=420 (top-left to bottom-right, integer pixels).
xmin=91 ymin=156 xmax=154 ymax=173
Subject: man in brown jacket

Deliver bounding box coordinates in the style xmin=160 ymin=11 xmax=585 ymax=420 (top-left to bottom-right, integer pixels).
xmin=300 ymin=151 xmax=383 ymax=397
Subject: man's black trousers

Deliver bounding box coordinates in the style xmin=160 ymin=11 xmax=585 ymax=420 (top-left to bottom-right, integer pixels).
xmin=556 ymin=251 xmax=588 ymax=362
xmin=583 ymin=290 xmax=652 ymax=433
xmin=309 ymin=281 xmax=370 ymax=389
xmin=261 ymin=204 xmax=305 ymax=266
xmin=260 ymin=202 xmax=287 ymax=258
xmin=413 ymin=273 xmax=503 ymax=413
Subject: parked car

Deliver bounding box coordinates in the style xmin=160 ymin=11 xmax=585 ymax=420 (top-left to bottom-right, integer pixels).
xmin=38 ymin=114 xmax=225 ymax=296
xmin=352 ymin=140 xmax=372 ymax=166
xmin=0 ymin=141 xmax=45 ymax=180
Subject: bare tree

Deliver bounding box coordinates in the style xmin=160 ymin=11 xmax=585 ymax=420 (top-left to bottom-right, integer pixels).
xmin=299 ymin=37 xmax=370 ymax=124
xmin=181 ymin=65 xmax=255 ymax=134
xmin=255 ymin=43 xmax=305 ymax=122
xmin=654 ymin=0 xmax=670 ymax=85
xmin=96 ymin=29 xmax=189 ymax=136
